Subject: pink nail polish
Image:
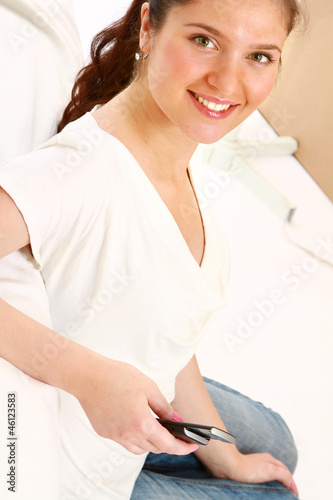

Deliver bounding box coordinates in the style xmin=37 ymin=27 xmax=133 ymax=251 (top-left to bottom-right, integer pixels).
xmin=172 ymin=411 xmax=184 ymax=422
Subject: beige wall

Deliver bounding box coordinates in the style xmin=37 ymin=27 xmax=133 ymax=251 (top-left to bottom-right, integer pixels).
xmin=260 ymin=0 xmax=333 ymax=201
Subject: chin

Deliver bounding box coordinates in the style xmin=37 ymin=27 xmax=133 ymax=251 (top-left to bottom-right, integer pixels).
xmin=183 ymin=120 xmax=242 ymax=145
xmin=187 ymin=128 xmax=231 ymax=145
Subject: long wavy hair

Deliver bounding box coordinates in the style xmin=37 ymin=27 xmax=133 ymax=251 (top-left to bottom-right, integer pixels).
xmin=58 ymin=0 xmax=304 ymax=132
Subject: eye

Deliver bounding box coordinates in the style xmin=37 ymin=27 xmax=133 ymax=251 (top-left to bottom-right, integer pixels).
xmin=249 ymin=53 xmax=273 ymax=64
xmin=193 ymin=35 xmax=216 ymax=49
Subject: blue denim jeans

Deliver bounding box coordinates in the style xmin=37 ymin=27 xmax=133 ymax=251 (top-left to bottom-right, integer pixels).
xmin=131 ymin=378 xmax=298 ymax=499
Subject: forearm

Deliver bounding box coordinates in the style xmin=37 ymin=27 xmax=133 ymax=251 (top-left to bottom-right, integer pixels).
xmin=172 ymin=355 xmax=227 ymax=428
xmin=172 ymin=355 xmax=298 ymax=495
xmin=0 ymin=298 xmax=98 ymax=397
xmin=0 ymin=298 xmax=199 ymax=456
xmin=172 ymin=354 xmax=239 ymax=476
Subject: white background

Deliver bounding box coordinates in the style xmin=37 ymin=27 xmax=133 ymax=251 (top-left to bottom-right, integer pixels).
xmin=73 ymin=0 xmax=130 ymax=59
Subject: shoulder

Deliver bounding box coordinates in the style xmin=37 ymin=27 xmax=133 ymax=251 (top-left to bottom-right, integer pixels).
xmin=0 ymin=113 xmax=114 ymax=185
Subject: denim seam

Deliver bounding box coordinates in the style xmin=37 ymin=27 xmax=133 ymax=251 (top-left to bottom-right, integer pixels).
xmin=144 ymin=463 xmax=202 ymax=472
xmin=140 ymin=471 xmax=293 ymax=493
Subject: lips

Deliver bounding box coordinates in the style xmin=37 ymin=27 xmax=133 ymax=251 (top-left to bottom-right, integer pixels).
xmin=193 ymin=93 xmax=231 ymax=112
xmin=188 ymin=90 xmax=239 ymax=119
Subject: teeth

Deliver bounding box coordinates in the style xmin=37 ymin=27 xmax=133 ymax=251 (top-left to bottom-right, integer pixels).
xmin=194 ymin=93 xmax=231 ymax=112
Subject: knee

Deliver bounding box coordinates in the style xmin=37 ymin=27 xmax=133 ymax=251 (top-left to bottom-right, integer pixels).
xmin=274 ymin=414 xmax=298 ymax=474
xmin=289 ymin=440 xmax=298 ymax=475
xmin=283 ymin=435 xmax=298 ymax=474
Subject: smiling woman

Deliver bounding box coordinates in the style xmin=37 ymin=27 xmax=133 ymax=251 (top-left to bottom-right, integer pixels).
xmin=0 ymin=0 xmax=305 ymax=499
xmin=59 ymin=0 xmax=302 ymax=133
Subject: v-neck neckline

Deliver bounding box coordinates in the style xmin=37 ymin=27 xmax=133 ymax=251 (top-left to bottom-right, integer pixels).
xmin=186 ymin=166 xmax=206 ymax=267
xmin=87 ymin=112 xmax=207 ymax=270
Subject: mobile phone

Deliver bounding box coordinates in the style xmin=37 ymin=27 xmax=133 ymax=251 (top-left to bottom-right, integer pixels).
xmin=157 ymin=419 xmax=237 ymax=446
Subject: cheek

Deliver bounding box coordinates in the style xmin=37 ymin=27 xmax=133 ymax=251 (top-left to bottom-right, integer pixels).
xmin=149 ymin=42 xmax=196 ymax=95
xmin=248 ymin=71 xmax=278 ymax=107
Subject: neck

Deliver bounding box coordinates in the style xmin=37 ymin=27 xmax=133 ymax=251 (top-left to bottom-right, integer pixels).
xmin=97 ymin=78 xmax=199 ymax=184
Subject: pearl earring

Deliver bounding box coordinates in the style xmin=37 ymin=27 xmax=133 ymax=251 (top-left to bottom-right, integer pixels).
xmin=135 ymin=52 xmax=149 ymax=61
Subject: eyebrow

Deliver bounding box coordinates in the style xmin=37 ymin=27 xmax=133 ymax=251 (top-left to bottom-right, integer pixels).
xmin=183 ymin=23 xmax=282 ymax=53
xmin=184 ymin=22 xmax=223 ymax=38
xmin=250 ymin=44 xmax=282 ymax=54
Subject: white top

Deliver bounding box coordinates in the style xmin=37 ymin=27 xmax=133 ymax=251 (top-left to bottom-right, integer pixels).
xmin=0 ymin=112 xmax=229 ymax=498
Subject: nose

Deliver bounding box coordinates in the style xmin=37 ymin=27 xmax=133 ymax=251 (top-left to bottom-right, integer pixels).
xmin=207 ymin=55 xmax=242 ymax=97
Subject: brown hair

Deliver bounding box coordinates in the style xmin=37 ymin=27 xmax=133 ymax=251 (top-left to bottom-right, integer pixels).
xmin=58 ymin=0 xmax=304 ymax=132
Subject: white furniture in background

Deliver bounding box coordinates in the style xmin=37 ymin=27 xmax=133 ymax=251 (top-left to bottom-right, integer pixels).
xmin=196 ymin=110 xmax=333 ymax=500
xmin=200 ymin=124 xmax=299 ymax=222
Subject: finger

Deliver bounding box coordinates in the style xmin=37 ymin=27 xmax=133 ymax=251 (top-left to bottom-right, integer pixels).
xmin=123 ymin=443 xmax=149 ymax=455
xmin=141 ymin=436 xmax=198 ymax=455
xmin=268 ymin=457 xmax=299 ymax=496
xmin=271 ymin=459 xmax=290 ymax=473
xmin=121 ymin=411 xmax=198 ymax=456
xmin=142 ymin=416 xmax=199 ymax=455
xmin=125 ymin=430 xmax=198 ymax=456
xmin=267 ymin=462 xmax=299 ymax=497
xmin=289 ymin=478 xmax=299 ymax=497
xmin=147 ymin=385 xmax=175 ymax=421
xmin=145 ymin=379 xmax=185 ymax=424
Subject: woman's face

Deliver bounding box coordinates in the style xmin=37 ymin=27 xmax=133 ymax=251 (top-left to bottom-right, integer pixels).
xmin=141 ymin=0 xmax=288 ymax=144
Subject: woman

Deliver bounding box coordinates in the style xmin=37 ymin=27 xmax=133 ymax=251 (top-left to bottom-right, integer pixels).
xmin=0 ymin=0 xmax=302 ymax=498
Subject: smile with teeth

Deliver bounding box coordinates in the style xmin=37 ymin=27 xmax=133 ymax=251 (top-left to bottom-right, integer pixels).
xmin=193 ymin=92 xmax=231 ymax=112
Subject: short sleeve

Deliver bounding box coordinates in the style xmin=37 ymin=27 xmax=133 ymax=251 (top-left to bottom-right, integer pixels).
xmin=0 ymin=117 xmax=108 ymax=269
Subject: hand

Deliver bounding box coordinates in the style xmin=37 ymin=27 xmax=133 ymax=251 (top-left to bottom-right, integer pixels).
xmin=206 ymin=450 xmax=299 ymax=497
xmin=73 ymin=355 xmax=198 ymax=456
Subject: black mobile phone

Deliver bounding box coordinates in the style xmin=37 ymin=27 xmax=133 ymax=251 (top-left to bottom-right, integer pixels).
xmin=157 ymin=419 xmax=237 ymax=446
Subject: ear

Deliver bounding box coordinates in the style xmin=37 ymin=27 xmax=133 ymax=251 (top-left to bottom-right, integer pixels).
xmin=139 ymin=2 xmax=152 ymax=54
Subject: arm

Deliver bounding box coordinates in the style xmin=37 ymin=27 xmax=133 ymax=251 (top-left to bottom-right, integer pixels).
xmin=172 ymin=355 xmax=299 ymax=495
xmin=0 ymin=188 xmax=197 ymax=456
xmin=0 ymin=299 xmax=199 ymax=456
xmin=0 ymin=187 xmax=30 ymax=257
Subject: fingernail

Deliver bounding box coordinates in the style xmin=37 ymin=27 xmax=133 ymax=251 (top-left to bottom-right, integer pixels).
xmin=172 ymin=411 xmax=184 ymax=422
xmin=289 ymin=479 xmax=297 ymax=495
xmin=193 ymin=445 xmax=199 ymax=452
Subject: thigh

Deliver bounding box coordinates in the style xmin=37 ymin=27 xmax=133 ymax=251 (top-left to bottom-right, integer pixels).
xmin=203 ymin=377 xmax=298 ymax=473
xmin=143 ymin=378 xmax=297 ymax=474
xmin=131 ymin=378 xmax=298 ymax=499
xmin=131 ymin=473 xmax=297 ymax=500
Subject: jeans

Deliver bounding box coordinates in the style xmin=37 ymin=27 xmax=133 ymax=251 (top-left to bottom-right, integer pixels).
xmin=131 ymin=378 xmax=298 ymax=499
